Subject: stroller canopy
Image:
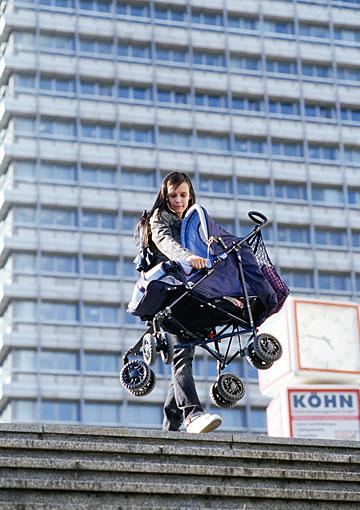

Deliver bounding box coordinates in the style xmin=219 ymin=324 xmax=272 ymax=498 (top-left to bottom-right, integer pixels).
xmin=181 ymin=205 xmax=278 ymax=313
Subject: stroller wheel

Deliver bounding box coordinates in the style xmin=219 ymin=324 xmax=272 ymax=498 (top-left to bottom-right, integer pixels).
xmin=160 ymin=332 xmax=175 ymax=365
xmin=210 ymin=383 xmax=237 ymax=409
xmin=119 ymin=360 xmax=151 ymax=391
xmin=142 ymin=333 xmax=156 ymax=366
xmin=129 ymin=369 xmax=156 ymax=397
xmin=253 ymin=333 xmax=283 ymax=363
xmin=246 ymin=343 xmax=274 ymax=370
xmin=217 ymin=373 xmax=245 ymax=402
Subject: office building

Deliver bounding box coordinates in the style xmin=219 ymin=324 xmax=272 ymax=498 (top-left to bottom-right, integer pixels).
xmin=0 ymin=0 xmax=359 ymax=431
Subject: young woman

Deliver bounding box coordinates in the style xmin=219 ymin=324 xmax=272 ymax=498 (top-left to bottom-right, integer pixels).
xmin=137 ymin=171 xmax=222 ymax=434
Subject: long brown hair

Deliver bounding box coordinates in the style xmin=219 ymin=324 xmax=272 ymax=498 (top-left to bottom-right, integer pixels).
xmin=135 ymin=172 xmax=196 ymax=247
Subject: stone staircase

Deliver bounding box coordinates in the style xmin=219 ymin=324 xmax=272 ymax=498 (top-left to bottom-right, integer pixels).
xmin=0 ymin=423 xmax=358 ymax=509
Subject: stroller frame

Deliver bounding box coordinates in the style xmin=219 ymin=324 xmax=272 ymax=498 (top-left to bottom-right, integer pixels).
xmin=123 ymin=211 xmax=278 ymax=373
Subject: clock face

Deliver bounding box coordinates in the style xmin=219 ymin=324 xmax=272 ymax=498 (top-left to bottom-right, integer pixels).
xmin=295 ymin=301 xmax=360 ymax=373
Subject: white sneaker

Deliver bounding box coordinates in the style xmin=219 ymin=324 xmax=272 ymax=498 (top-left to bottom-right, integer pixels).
xmin=185 ymin=412 xmax=222 ymax=434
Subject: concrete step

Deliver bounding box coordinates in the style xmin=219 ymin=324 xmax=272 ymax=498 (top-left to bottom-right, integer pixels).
xmin=0 ymin=424 xmax=358 ymax=509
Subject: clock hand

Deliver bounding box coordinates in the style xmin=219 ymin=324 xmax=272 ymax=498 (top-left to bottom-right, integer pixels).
xmin=305 ymin=334 xmax=335 ymax=350
xmin=321 ymin=336 xmax=335 ymax=350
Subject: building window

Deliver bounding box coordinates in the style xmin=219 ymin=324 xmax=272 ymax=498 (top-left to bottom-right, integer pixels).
xmin=156 ymin=46 xmax=188 ymax=63
xmin=232 ymin=96 xmax=263 ymax=112
xmin=269 ymin=100 xmax=300 ymax=116
xmin=40 ymin=351 xmax=79 ymax=371
xmin=352 ymin=231 xmax=360 ymax=248
xmin=197 ymin=133 xmax=229 ymax=151
xmin=126 ymin=403 xmax=163 ymax=426
xmin=211 ymin=406 xmax=247 ymax=429
xmin=83 ymin=257 xmax=118 ymax=276
xmin=305 ymin=104 xmax=336 ymax=120
xmin=13 ymin=301 xmax=37 ymax=321
xmin=308 ymin=144 xmax=338 ymax=160
xmin=195 ymin=92 xmax=228 ymax=109
xmin=264 ymin=19 xmax=294 ymax=35
xmin=194 ymin=51 xmax=226 ymax=67
xmin=39 ymin=33 xmax=75 ymax=52
xmin=238 ymin=180 xmax=269 ymax=198
xmin=191 ymin=10 xmax=224 ymax=26
xmin=271 ymin=141 xmax=304 ymax=158
xmin=81 ymin=166 xmax=117 ymax=185
xmin=275 ymin=183 xmax=307 ymax=201
xmin=122 ymin=213 xmax=139 ymax=233
xmin=344 ymin=148 xmax=360 ymax=163
xmin=84 ymin=402 xmax=121 ymax=424
xmin=199 ymin=176 xmax=233 ymax=194
xmin=338 ymin=66 xmax=360 ymax=82
xmin=40 ymin=208 xmax=78 ymax=227
xmin=120 ymin=126 xmax=154 ymax=144
xmin=267 ymin=59 xmax=297 ymax=75
xmin=341 ymin=107 xmax=360 ymax=123
xmin=250 ymin=407 xmax=267 ymax=429
xmin=82 ymin=211 xmax=117 ymax=230
xmin=299 ymin=23 xmax=330 ymax=39
xmin=40 ymin=302 xmax=79 ymax=322
xmin=158 ymin=130 xmax=192 ymax=147
xmin=154 ymin=5 xmax=185 ymax=22
xmin=121 ymin=170 xmax=156 ymax=188
xmin=230 ymin=55 xmax=260 ymax=71
xmin=39 ymin=118 xmax=76 ymax=138
xmin=117 ymin=2 xmax=150 ymax=17
xmin=302 ymin=63 xmax=332 ymax=79
xmin=118 ymin=84 xmax=153 ymax=101
xmin=123 ymin=258 xmax=136 ymax=278
xmin=318 ymin=272 xmax=351 ymax=292
xmin=334 ymin=28 xmax=360 ymax=43
xmin=281 ymin=270 xmax=314 ymax=290
xmin=41 ymin=400 xmax=79 ymax=422
xmin=80 ymin=38 xmax=113 ymax=55
xmin=41 ymin=254 xmax=79 ymax=273
xmin=13 ymin=253 xmax=36 ymax=272
xmin=84 ymin=353 xmax=119 ymax=372
xmin=314 ymin=229 xmax=348 ymax=247
xmin=311 ymin=187 xmax=344 ymax=204
xmin=277 ymin=226 xmax=310 ymax=244
xmin=83 ymin=304 xmax=119 ymax=323
xmin=228 ymin=16 xmax=258 ymax=31
xmin=117 ymin=42 xmax=151 ymax=59
xmin=80 ymin=80 xmax=114 ymax=97
xmin=349 ymin=189 xmax=360 ymax=206
xmin=13 ymin=161 xmax=36 ymax=179
xmin=41 ymin=163 xmax=77 ymax=181
xmin=234 ymin=138 xmax=266 ymax=154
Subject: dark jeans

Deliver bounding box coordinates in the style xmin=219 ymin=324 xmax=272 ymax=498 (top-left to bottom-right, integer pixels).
xmin=162 ymin=337 xmax=204 ymax=431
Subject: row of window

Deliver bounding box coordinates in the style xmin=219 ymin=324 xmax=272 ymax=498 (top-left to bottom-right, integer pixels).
xmin=11 ymin=117 xmax=360 ymax=162
xmin=1 ymin=398 xmax=267 ymax=430
xmin=14 ymin=74 xmax=360 ymax=124
xmin=15 ymin=0 xmax=360 ymax=45
xmin=8 ymin=300 xmax=121 ymax=323
xmin=10 ymin=163 xmax=360 ymax=208
xmin=13 ymin=32 xmax=360 ymax=83
xmin=4 ymin=348 xmax=259 ymax=380
xmin=282 ymin=270 xmax=360 ymax=293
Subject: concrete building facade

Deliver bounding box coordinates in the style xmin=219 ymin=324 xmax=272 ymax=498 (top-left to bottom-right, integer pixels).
xmin=0 ymin=0 xmax=359 ymax=432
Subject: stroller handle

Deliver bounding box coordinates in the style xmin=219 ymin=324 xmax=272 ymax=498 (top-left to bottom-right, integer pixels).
xmin=248 ymin=210 xmax=268 ymax=226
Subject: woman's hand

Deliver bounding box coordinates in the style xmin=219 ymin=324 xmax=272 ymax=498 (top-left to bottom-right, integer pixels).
xmin=186 ymin=254 xmax=207 ymax=270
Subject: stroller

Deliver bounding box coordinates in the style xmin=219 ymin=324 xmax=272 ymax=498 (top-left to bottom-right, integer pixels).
xmin=120 ymin=205 xmax=290 ymax=408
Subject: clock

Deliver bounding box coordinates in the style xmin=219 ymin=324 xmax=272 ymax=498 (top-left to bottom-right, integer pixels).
xmin=258 ymin=297 xmax=360 ymax=397
xmin=294 ymin=300 xmax=360 ymax=374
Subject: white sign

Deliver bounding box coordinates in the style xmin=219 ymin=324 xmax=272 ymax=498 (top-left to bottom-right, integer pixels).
xmin=289 ymin=388 xmax=360 ymax=440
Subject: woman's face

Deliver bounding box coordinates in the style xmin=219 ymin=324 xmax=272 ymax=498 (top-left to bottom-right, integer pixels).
xmin=167 ymin=182 xmax=191 ymax=218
